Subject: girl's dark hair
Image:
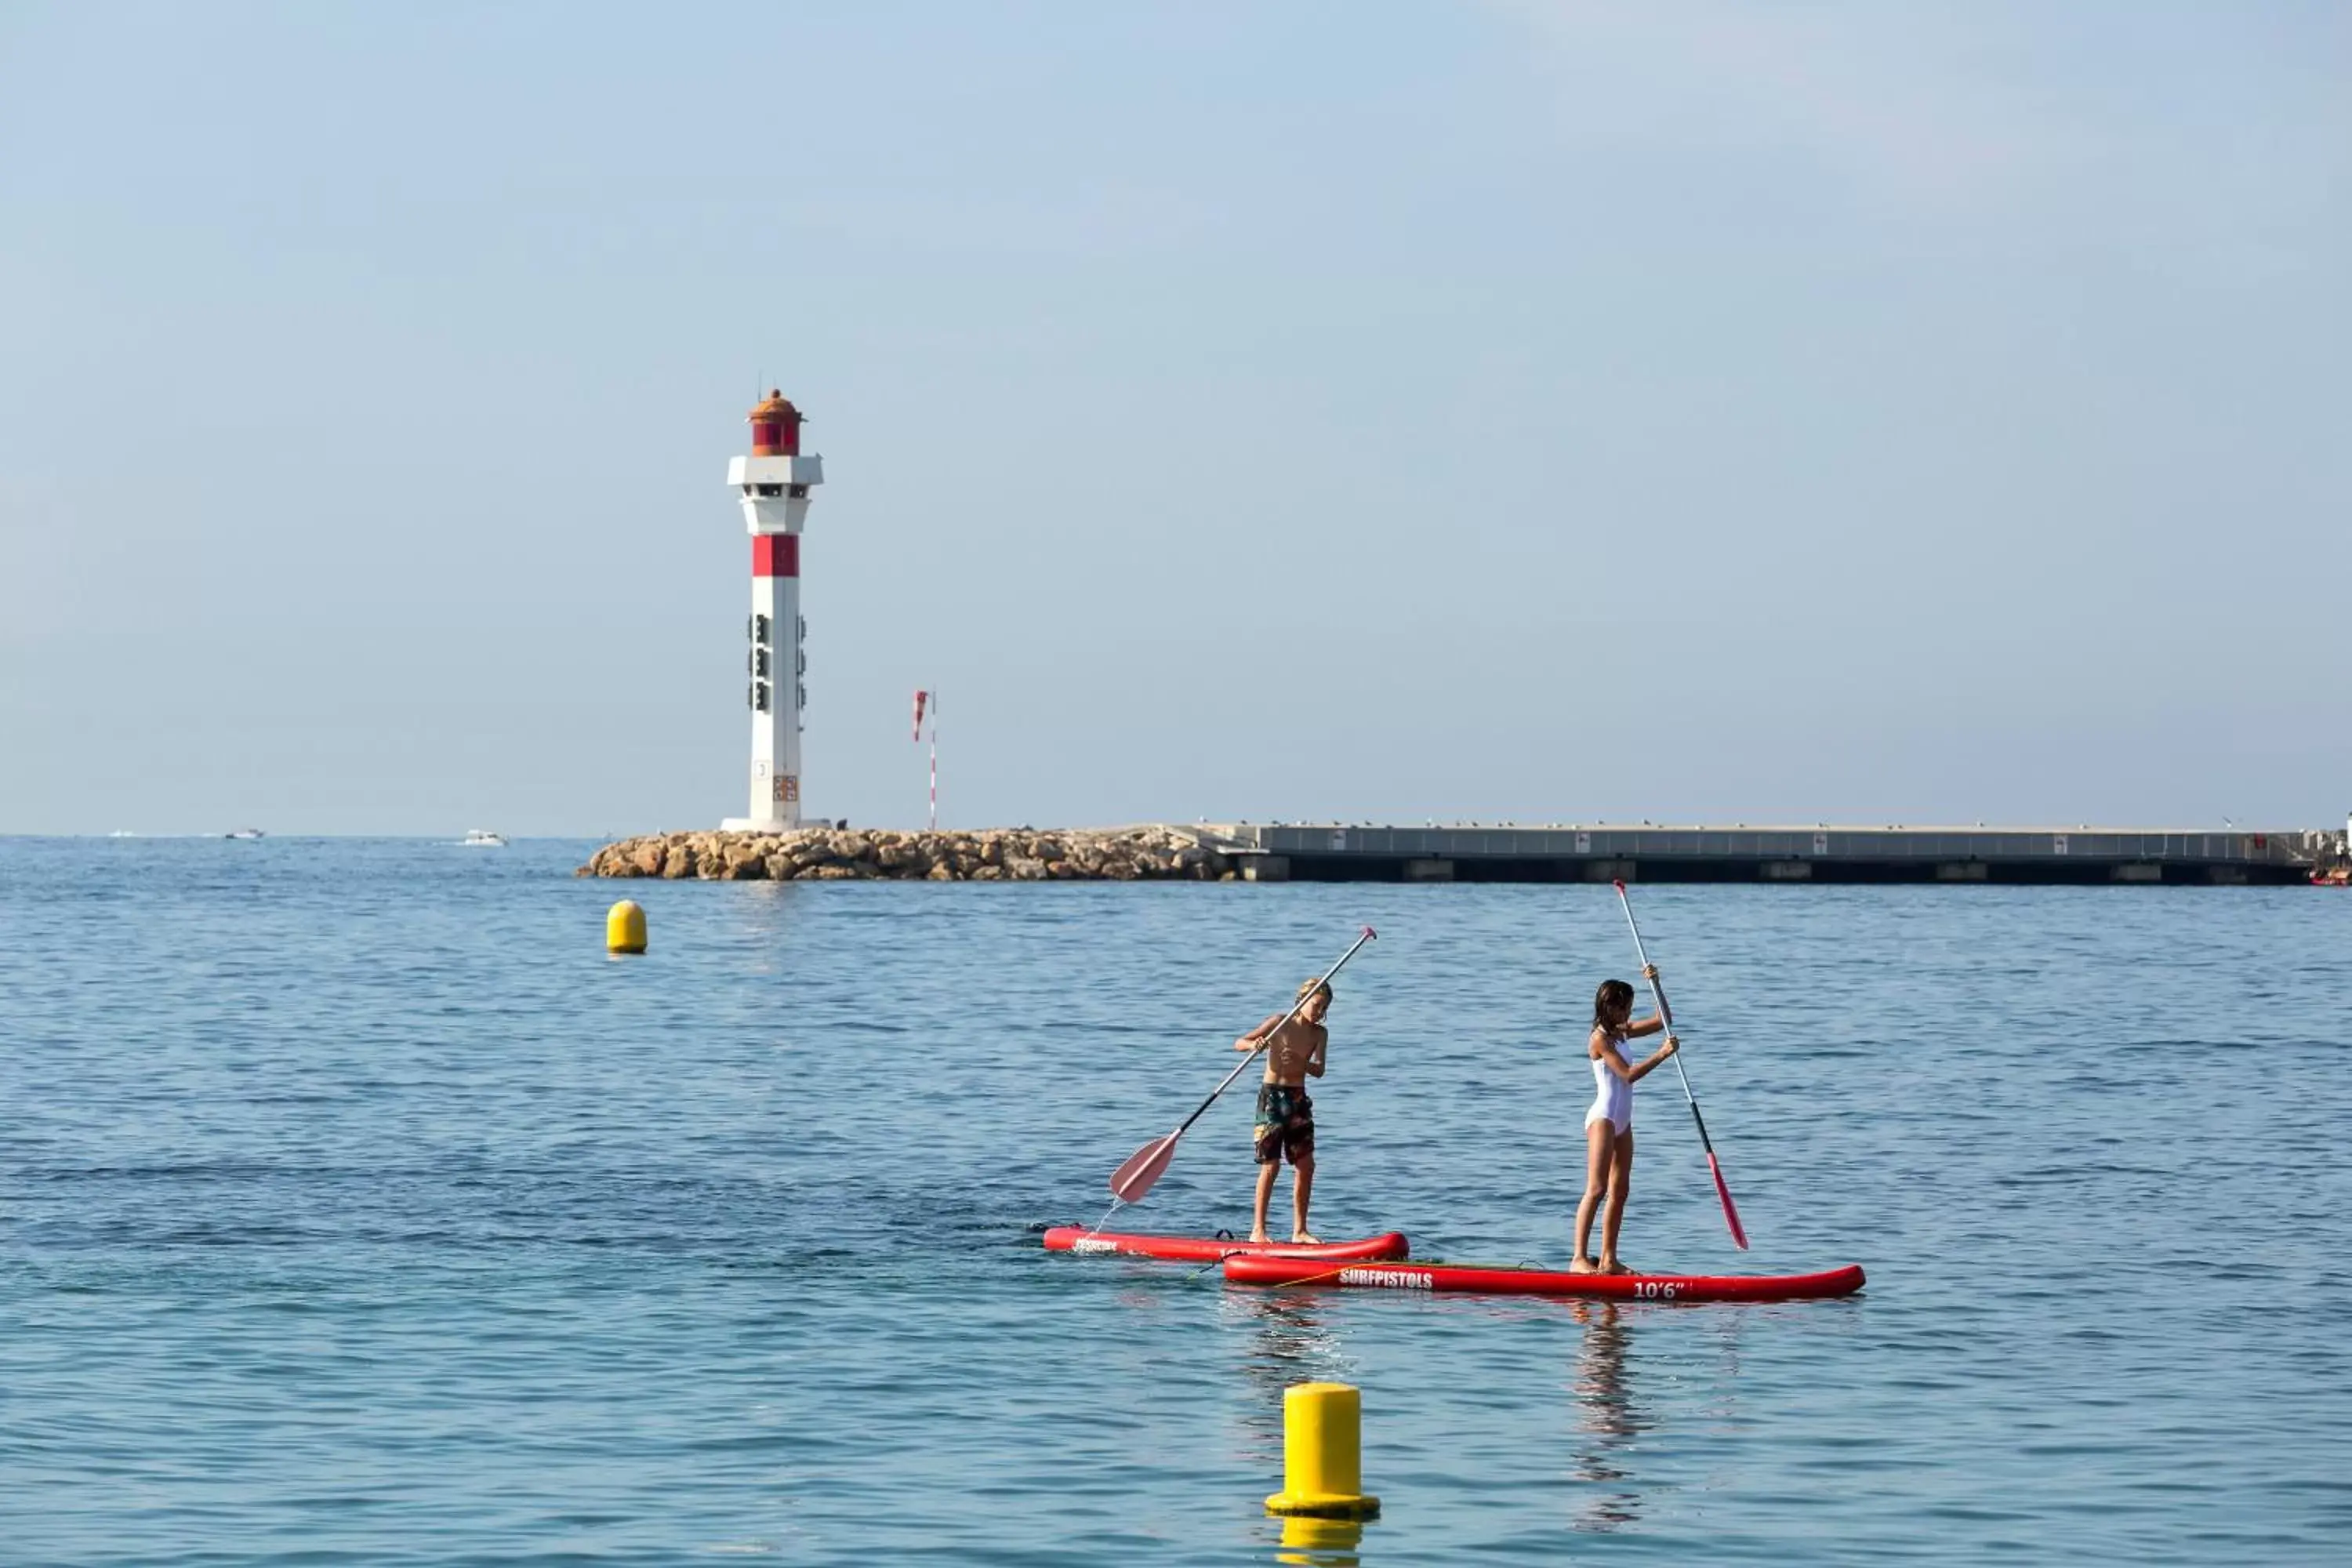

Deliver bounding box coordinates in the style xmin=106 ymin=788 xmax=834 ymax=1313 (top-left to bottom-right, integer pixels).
xmin=1592 ymin=979 xmax=1636 ymax=1036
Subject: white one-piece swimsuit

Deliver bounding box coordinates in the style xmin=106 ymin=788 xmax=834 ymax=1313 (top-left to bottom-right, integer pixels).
xmin=1584 ymin=1044 xmax=1632 ymax=1134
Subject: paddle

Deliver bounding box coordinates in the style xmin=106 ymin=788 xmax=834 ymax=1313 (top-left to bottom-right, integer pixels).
xmin=1108 ymin=926 xmax=1377 ymax=1205
xmin=1612 ymin=881 xmax=1749 ymax=1250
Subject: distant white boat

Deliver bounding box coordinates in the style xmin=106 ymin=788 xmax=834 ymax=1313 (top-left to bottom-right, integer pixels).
xmin=462 ymin=829 xmax=507 ymax=848
xmin=225 ymin=828 xmax=266 ymax=840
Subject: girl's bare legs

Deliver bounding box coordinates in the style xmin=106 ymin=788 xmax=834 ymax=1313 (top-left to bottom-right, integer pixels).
xmin=1570 ymin=1120 xmax=1613 ymax=1271
xmin=1597 ymin=1129 xmax=1635 ymax=1274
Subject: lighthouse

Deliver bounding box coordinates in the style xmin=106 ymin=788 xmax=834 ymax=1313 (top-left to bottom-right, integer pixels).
xmin=721 ymin=390 xmax=824 ymax=831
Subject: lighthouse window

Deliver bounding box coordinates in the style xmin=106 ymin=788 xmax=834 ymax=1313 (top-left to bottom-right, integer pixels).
xmin=752 ymin=681 xmax=771 ymax=713
xmin=753 ymin=614 xmax=771 ymax=644
xmin=753 ymin=648 xmax=770 ymax=677
xmin=755 ymin=483 xmax=783 ymax=498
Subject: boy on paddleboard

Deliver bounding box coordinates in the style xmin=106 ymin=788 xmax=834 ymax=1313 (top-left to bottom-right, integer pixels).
xmin=1572 ymin=968 xmax=1679 ymax=1274
xmin=1234 ymin=978 xmax=1332 ymax=1243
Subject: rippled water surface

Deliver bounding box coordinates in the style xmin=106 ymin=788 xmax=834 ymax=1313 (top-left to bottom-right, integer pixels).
xmin=3 ymin=837 xmax=2348 ymax=1564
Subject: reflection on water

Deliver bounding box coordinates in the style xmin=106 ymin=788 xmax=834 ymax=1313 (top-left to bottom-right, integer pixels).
xmin=1275 ymin=1513 xmax=1364 ymax=1566
xmin=1230 ymin=1292 xmax=1355 ymax=1420
xmin=1567 ymin=1300 xmax=1650 ymax=1532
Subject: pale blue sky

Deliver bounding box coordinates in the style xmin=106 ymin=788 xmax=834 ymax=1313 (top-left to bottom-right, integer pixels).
xmin=3 ymin=2 xmax=2345 ymax=835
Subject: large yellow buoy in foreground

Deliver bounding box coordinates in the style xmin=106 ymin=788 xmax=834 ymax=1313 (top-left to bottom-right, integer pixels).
xmin=1265 ymin=1381 xmax=1380 ymax=1520
xmin=606 ymin=899 xmax=647 ymax=955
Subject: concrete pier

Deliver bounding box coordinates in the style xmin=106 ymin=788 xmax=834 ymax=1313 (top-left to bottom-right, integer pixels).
xmin=1199 ymin=823 xmax=2337 ymax=886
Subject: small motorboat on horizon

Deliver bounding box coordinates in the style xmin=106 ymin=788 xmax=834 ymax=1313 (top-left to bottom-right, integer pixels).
xmin=225 ymin=828 xmax=265 ymax=840
xmin=462 ymin=829 xmax=507 ymax=848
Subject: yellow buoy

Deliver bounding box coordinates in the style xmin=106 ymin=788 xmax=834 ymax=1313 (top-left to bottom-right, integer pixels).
xmin=605 ymin=899 xmax=647 ymax=955
xmin=1265 ymin=1381 xmax=1380 ymax=1520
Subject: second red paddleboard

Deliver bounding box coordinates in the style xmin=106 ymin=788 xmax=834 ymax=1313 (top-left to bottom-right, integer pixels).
xmin=1042 ymin=1227 xmax=1410 ymax=1264
xmin=1224 ymin=1253 xmax=1863 ymax=1303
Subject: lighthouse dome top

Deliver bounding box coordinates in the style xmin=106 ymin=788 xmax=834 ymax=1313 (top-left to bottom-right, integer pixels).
xmin=746 ymin=389 xmax=804 ymax=457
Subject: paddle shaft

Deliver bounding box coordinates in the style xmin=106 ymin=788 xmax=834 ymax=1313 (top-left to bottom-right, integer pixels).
xmin=1612 ymin=884 xmax=1706 ymax=1138
xmin=1174 ymin=925 xmax=1376 ymax=1138
xmin=1613 ymin=880 xmax=1749 ymax=1247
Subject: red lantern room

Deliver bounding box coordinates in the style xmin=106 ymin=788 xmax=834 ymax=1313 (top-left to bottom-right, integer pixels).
xmin=748 ymin=390 xmax=803 ymax=457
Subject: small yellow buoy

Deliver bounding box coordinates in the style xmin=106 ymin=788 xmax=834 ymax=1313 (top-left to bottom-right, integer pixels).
xmin=1265 ymin=1381 xmax=1380 ymax=1521
xmin=606 ymin=899 xmax=647 ymax=955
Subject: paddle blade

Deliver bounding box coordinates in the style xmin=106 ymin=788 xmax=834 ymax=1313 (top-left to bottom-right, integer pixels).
xmin=1708 ymin=1152 xmax=1750 ymax=1249
xmin=1110 ymin=1130 xmax=1181 ymax=1204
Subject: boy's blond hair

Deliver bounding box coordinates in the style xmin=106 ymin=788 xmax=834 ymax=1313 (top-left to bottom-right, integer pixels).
xmin=1297 ymin=978 xmax=1333 ymax=1005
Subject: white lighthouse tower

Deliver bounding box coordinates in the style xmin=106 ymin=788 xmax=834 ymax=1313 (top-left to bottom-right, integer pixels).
xmin=721 ymin=390 xmax=824 ymax=830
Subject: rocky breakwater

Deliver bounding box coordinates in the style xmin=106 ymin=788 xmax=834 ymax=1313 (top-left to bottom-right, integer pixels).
xmin=577 ymin=826 xmax=1235 ymax=882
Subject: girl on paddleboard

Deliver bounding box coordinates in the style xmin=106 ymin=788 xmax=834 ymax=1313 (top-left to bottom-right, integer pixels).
xmin=1572 ymin=968 xmax=1679 ymax=1275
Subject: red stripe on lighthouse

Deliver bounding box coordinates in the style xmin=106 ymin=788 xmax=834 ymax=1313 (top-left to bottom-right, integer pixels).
xmin=751 ymin=535 xmax=800 ymax=578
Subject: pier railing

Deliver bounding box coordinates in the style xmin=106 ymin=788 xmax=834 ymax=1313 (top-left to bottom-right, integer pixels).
xmin=1198 ymin=824 xmax=2332 ymax=886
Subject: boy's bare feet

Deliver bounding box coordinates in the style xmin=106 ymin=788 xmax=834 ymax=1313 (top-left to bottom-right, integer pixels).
xmin=1248 ymin=1230 xmax=1272 ymax=1244
xmin=1569 ymin=1254 xmax=1600 ymax=1274
xmin=1599 ymin=1258 xmax=1635 ymax=1276
xmin=1290 ymin=1232 xmax=1320 ymax=1245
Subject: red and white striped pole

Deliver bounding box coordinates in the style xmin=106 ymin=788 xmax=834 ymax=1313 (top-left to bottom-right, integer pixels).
xmin=913 ymin=689 xmax=938 ymax=830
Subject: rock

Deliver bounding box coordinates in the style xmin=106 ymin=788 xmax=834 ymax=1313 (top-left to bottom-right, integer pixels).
xmin=878 ymin=836 xmax=935 ymax=874
xmin=1006 ymin=856 xmax=1048 ymax=880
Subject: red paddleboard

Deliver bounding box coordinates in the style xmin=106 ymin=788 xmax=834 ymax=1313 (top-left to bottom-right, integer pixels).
xmin=1042 ymin=1227 xmax=1410 ymax=1264
xmin=1224 ymin=1253 xmax=1863 ymax=1303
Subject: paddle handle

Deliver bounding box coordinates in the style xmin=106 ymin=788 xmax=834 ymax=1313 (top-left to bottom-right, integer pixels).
xmin=1174 ymin=925 xmax=1376 ymax=1137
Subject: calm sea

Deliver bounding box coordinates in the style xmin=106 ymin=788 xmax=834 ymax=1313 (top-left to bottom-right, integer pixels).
xmin=2 ymin=837 xmax=2347 ymax=1564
